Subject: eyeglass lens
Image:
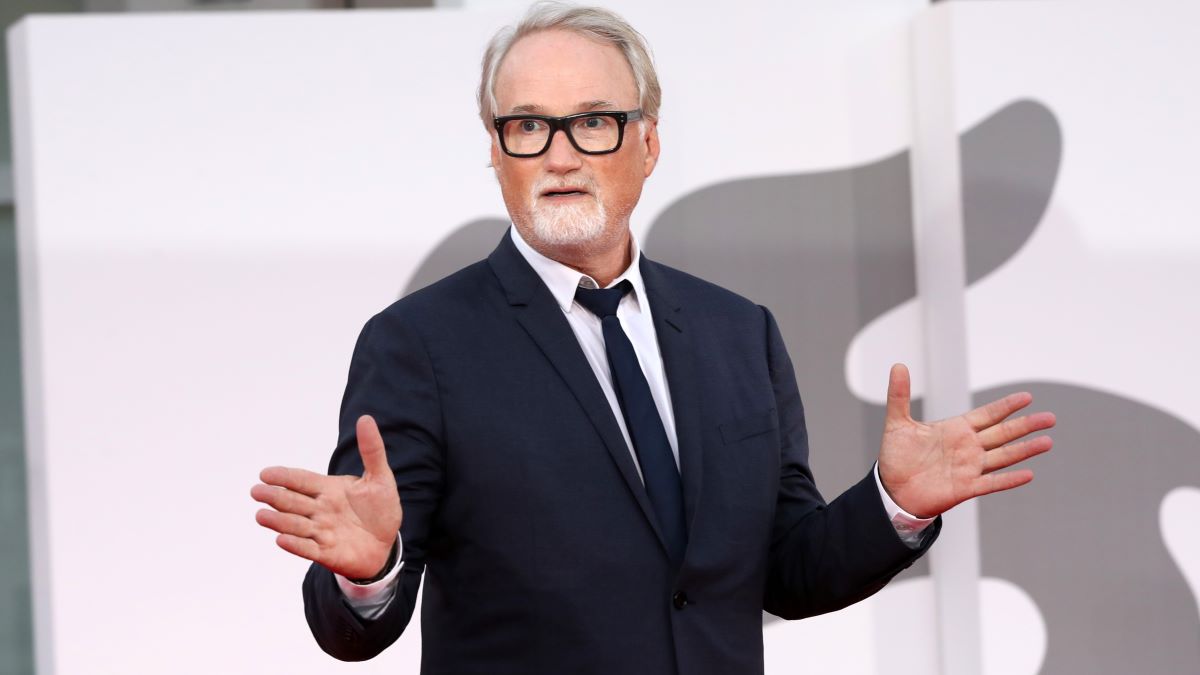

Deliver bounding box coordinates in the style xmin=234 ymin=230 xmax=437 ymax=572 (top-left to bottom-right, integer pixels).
xmin=501 ymin=115 xmax=620 ymax=155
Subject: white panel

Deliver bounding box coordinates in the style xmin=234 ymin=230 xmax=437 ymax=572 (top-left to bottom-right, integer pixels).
xmin=10 ymin=2 xmax=930 ymax=672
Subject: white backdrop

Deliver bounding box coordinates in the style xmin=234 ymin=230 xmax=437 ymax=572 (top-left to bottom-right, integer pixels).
xmin=9 ymin=3 xmax=934 ymax=673
xmin=12 ymin=1 xmax=1200 ymax=673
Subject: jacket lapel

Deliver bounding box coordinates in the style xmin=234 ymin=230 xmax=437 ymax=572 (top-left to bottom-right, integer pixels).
xmin=486 ymin=232 xmax=671 ymax=558
xmin=639 ymin=258 xmax=706 ymax=547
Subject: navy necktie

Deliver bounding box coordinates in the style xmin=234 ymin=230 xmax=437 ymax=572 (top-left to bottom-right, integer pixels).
xmin=574 ymin=280 xmax=687 ymax=565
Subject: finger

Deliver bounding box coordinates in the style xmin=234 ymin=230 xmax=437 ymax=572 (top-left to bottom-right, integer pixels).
xmin=275 ymin=534 xmax=321 ymax=563
xmin=963 ymin=392 xmax=1033 ymax=432
xmin=885 ymin=363 xmax=911 ymax=421
xmin=250 ymin=483 xmax=317 ymax=517
xmin=256 ymin=508 xmax=315 ymax=539
xmin=356 ymin=415 xmax=391 ymax=480
xmin=983 ymin=435 xmax=1053 ymax=473
xmin=977 ymin=411 xmax=1057 ymax=449
xmin=971 ymin=468 xmax=1034 ymax=497
xmin=259 ymin=466 xmax=326 ymax=498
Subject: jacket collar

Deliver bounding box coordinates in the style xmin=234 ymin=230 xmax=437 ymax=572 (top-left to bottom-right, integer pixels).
xmin=507 ymin=226 xmax=649 ymax=315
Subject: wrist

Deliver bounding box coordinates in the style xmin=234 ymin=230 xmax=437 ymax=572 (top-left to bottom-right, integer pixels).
xmin=348 ymin=536 xmax=399 ymax=585
xmin=874 ymin=463 xmax=936 ymax=521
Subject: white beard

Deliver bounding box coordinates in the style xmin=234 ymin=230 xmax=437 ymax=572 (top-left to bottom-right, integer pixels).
xmin=528 ymin=197 xmax=608 ymax=246
xmin=525 ymin=175 xmax=607 ymax=246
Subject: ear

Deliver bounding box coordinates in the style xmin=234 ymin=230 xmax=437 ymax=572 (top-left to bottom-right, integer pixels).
xmin=641 ymin=120 xmax=660 ymax=178
xmin=490 ymin=132 xmax=502 ymax=171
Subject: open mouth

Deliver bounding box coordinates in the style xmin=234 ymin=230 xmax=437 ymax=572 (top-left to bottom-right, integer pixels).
xmin=542 ymin=188 xmax=590 ymax=198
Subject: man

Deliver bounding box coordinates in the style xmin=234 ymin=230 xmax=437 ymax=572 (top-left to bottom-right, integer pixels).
xmin=250 ymin=3 xmax=1055 ymax=673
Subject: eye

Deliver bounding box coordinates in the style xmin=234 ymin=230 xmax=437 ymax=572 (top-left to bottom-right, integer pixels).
xmin=582 ymin=116 xmax=609 ymax=129
xmin=518 ymin=119 xmax=546 ymax=134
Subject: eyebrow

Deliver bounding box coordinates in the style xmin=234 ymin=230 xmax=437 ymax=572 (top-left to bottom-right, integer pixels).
xmin=505 ymin=100 xmax=621 ymax=115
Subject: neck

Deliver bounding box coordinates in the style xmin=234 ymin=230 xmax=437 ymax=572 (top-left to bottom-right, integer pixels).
xmin=526 ymin=228 xmax=633 ymax=288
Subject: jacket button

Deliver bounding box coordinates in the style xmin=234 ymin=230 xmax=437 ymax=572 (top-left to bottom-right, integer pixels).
xmin=672 ymin=591 xmax=689 ymax=610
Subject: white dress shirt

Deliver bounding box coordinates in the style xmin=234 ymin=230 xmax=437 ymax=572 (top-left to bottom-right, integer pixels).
xmin=336 ymin=226 xmax=933 ymax=618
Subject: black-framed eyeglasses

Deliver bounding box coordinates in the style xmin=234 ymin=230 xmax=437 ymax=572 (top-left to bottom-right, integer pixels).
xmin=493 ymin=109 xmax=644 ymax=158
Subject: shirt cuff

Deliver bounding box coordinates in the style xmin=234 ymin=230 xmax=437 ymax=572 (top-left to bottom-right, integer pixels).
xmin=335 ymin=533 xmax=403 ymax=617
xmin=873 ymin=463 xmax=936 ymax=547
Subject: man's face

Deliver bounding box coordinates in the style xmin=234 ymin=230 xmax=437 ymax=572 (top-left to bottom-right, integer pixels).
xmin=491 ymin=29 xmax=659 ymax=257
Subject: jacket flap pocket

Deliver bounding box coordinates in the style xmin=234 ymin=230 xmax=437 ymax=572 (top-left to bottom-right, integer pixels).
xmin=719 ymin=408 xmax=778 ymax=444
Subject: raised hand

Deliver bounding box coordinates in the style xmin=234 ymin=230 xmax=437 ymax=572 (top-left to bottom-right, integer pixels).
xmin=251 ymin=415 xmax=402 ymax=580
xmin=877 ymin=364 xmax=1055 ymax=519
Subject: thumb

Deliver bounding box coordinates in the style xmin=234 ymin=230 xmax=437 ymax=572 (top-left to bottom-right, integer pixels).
xmin=886 ymin=363 xmax=912 ymax=421
xmin=356 ymin=414 xmax=391 ymax=480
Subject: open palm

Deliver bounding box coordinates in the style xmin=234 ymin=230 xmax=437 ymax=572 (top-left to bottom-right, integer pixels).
xmin=878 ymin=364 xmax=1055 ymax=518
xmin=251 ymin=415 xmax=402 ymax=580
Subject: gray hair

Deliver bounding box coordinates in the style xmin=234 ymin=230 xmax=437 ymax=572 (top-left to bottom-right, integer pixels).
xmin=477 ymin=2 xmax=662 ymax=129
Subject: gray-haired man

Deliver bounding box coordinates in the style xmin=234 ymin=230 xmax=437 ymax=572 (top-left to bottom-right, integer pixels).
xmin=251 ymin=4 xmax=1054 ymax=672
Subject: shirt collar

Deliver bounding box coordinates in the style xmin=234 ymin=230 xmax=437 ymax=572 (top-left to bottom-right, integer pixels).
xmin=509 ymin=225 xmax=647 ymax=314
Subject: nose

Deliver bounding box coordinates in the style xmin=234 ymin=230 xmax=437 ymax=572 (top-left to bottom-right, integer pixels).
xmin=542 ymin=128 xmax=584 ymax=174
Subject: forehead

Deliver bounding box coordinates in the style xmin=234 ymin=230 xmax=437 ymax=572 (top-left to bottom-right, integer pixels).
xmin=494 ymin=29 xmax=639 ymax=115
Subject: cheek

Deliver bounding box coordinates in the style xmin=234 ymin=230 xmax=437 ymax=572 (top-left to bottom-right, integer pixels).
xmin=599 ymin=163 xmax=647 ymax=212
xmin=496 ymin=165 xmax=534 ymax=204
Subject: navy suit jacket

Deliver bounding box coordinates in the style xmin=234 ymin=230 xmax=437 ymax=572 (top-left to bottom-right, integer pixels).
xmin=302 ymin=232 xmax=938 ymax=674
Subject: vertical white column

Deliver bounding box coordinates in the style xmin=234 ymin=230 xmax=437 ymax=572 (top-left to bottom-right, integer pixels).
xmin=8 ymin=21 xmax=56 ymax=675
xmin=908 ymin=5 xmax=981 ymax=675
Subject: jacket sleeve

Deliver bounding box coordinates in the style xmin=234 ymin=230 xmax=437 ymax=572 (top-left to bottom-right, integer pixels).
xmin=302 ymin=309 xmax=445 ymax=660
xmin=759 ymin=306 xmax=940 ymax=620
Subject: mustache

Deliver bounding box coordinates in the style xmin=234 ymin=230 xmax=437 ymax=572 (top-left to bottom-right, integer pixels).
xmin=531 ymin=174 xmax=599 ymax=197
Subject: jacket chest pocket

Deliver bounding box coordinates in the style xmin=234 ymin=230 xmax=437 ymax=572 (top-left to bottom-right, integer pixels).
xmin=719 ymin=408 xmax=778 ymax=445
xmin=708 ymin=408 xmax=780 ymax=543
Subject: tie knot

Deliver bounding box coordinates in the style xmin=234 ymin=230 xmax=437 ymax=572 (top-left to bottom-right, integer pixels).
xmin=574 ymin=280 xmax=632 ymax=318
